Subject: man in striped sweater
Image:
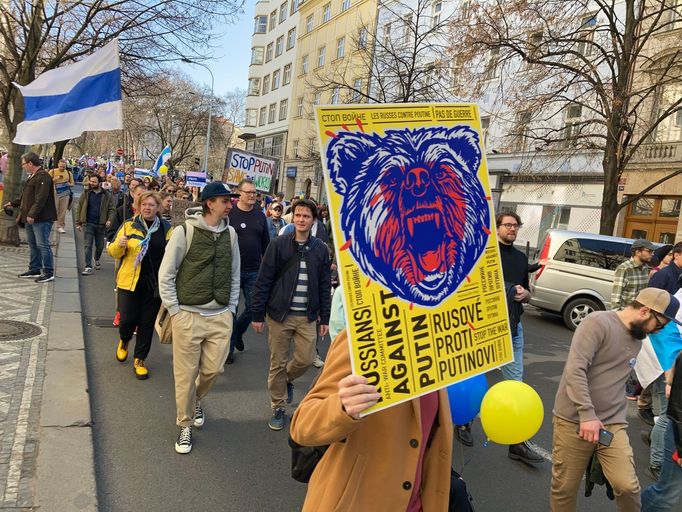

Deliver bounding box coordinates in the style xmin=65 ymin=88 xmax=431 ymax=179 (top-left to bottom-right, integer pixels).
xmin=251 ymin=199 xmax=332 ymax=431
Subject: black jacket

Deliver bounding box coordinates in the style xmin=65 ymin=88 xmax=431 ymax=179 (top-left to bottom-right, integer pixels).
xmin=251 ymin=232 xmax=331 ymax=324
xmin=669 ymin=353 xmax=682 ymax=456
xmin=11 ymin=169 xmax=57 ymax=223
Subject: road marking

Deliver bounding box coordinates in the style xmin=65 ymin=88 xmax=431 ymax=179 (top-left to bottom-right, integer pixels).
xmin=527 ymin=440 xmax=553 ymax=463
xmin=3 ymin=282 xmax=47 ymax=503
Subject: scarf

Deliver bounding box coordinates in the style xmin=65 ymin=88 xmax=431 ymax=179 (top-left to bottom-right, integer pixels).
xmin=134 ymin=215 xmax=161 ymax=268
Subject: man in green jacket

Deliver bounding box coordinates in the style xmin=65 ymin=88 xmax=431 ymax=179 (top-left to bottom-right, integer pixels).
xmin=75 ymin=174 xmax=115 ymax=274
xmin=158 ymin=181 xmax=241 ymax=455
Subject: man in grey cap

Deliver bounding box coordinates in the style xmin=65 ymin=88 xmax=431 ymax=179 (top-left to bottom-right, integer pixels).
xmin=612 ymin=239 xmax=655 ymax=311
xmin=551 ymin=287 xmax=682 ymax=511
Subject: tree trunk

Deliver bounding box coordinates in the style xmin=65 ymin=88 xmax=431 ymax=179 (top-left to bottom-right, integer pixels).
xmin=599 ymin=140 xmax=621 ymax=236
xmin=0 ymin=142 xmax=25 ymax=245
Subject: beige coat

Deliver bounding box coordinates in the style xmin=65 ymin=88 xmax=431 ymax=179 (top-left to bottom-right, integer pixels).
xmin=290 ymin=330 xmax=453 ymax=512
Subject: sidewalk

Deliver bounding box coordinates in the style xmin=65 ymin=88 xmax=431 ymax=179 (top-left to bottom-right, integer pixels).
xmin=0 ymin=212 xmax=97 ymax=510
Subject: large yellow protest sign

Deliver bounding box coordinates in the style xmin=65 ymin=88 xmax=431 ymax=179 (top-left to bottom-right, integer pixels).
xmin=316 ymin=103 xmax=512 ymax=416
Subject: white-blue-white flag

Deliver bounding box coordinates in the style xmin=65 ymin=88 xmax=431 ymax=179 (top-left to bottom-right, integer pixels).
xmin=636 ymin=289 xmax=682 ymax=388
xmin=151 ymin=145 xmax=171 ymax=176
xmin=13 ymin=39 xmax=123 ymax=145
xmin=105 ymin=160 xmax=113 ymax=175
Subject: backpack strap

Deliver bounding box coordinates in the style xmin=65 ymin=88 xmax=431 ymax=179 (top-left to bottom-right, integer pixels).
xmin=183 ymin=222 xmax=195 ymax=257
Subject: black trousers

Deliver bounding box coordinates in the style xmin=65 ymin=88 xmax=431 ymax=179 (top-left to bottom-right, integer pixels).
xmin=117 ymin=279 xmax=160 ymax=360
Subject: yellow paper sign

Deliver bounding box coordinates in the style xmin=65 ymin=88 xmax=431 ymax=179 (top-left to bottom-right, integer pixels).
xmin=316 ymin=103 xmax=512 ymax=415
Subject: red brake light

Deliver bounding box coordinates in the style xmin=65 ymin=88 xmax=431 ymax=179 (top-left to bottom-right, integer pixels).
xmin=534 ymin=234 xmax=551 ymax=280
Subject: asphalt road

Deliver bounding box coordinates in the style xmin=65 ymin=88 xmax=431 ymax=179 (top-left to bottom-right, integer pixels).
xmin=76 ymin=231 xmax=659 ymax=512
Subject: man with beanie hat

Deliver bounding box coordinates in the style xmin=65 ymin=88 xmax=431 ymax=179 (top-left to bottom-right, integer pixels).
xmin=159 ymin=181 xmax=241 ymax=454
xmin=551 ymin=288 xmax=682 ymax=511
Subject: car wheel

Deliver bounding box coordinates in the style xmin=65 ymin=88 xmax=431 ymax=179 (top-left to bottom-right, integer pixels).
xmin=562 ymin=297 xmax=602 ymax=331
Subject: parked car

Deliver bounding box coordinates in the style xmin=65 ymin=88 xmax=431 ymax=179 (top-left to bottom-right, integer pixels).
xmin=529 ymin=229 xmax=661 ymax=330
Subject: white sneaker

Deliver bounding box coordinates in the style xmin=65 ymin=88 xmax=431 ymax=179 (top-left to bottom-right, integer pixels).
xmin=312 ymin=355 xmax=325 ymax=368
xmin=57 ymin=227 xmax=66 ymax=233
xmin=81 ymin=267 xmax=92 ymax=275
xmin=175 ymin=426 xmax=192 ymax=454
xmin=193 ymin=401 xmax=205 ymax=428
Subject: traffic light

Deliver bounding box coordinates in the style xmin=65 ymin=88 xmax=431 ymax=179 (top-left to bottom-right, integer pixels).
xmin=194 ymin=157 xmax=200 ymax=166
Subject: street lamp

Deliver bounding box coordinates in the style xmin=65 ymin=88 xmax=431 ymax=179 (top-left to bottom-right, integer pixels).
xmin=182 ymin=58 xmax=214 ymax=175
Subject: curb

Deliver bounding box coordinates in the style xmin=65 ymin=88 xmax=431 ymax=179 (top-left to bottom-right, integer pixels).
xmin=35 ymin=210 xmax=98 ymax=511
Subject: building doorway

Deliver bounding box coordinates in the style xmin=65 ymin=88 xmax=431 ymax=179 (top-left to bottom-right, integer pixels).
xmin=623 ymin=195 xmax=680 ymax=244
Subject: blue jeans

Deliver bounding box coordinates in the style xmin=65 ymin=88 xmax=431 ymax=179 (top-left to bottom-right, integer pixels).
xmin=83 ymin=223 xmax=106 ymax=267
xmin=25 ymin=221 xmax=54 ymax=274
xmin=641 ymin=420 xmax=682 ymax=511
xmin=229 ymin=271 xmax=259 ymax=354
xmin=501 ymin=322 xmax=524 ymax=381
xmin=651 ymin=374 xmax=670 ymax=469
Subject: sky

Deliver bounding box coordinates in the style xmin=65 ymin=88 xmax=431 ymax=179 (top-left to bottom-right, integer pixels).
xmin=178 ymin=1 xmax=256 ymax=96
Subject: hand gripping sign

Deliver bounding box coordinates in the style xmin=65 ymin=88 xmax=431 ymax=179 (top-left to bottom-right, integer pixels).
xmin=316 ymin=103 xmax=513 ymax=416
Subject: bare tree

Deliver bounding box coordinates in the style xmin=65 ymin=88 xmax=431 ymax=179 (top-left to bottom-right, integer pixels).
xmin=449 ymin=0 xmax=682 ymax=235
xmin=308 ymin=0 xmax=456 ymax=104
xmin=0 ymin=0 xmax=243 ymax=243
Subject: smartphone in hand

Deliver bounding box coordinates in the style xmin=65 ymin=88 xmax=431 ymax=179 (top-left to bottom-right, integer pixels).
xmin=598 ymin=429 xmax=613 ymax=447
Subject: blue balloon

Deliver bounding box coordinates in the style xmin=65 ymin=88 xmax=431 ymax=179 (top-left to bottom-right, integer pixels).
xmin=447 ymin=373 xmax=489 ymax=425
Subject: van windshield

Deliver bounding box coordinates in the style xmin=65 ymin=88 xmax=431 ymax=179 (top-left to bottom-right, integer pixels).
xmin=554 ymin=238 xmax=629 ymax=270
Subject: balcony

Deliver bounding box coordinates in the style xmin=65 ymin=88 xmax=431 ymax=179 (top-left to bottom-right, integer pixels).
xmin=630 ymin=141 xmax=682 ymax=165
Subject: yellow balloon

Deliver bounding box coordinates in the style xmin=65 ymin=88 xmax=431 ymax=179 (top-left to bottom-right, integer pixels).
xmin=159 ymin=164 xmax=168 ymax=175
xmin=480 ymin=381 xmax=544 ymax=445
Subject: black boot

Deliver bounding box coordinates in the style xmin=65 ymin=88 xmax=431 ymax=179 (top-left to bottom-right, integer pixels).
xmin=508 ymin=442 xmax=544 ymax=465
xmin=455 ymin=423 xmax=474 ymax=447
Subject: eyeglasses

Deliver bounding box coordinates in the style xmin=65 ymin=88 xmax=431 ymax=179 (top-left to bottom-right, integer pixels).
xmin=499 ymin=223 xmax=520 ymax=230
xmin=652 ymin=312 xmax=668 ymax=330
xmin=272 ymin=207 xmax=282 ymax=211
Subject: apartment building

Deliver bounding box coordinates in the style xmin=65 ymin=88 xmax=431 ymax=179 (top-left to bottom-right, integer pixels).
xmin=283 ymin=0 xmax=378 ymax=201
xmin=242 ymin=0 xmax=302 ymax=192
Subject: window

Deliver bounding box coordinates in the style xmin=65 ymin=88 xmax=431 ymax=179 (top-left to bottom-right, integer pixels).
xmin=537 ymin=206 xmax=571 ymax=246
xmin=269 ymin=10 xmax=277 ymax=31
xmin=577 ymin=13 xmax=597 ymax=56
xmin=313 ymin=92 xmax=321 ymax=105
xmin=652 ymin=83 xmax=682 ymax=142
xmin=245 ymin=109 xmax=258 ymax=127
xmin=330 ymin=87 xmax=340 ymax=104
xmin=251 ymin=46 xmax=264 ymax=65
xmin=352 ymin=79 xmax=363 ymax=102
xmin=254 ymin=15 xmax=267 ymax=33
xmin=341 ymin=0 xmax=351 ymax=11
xmin=336 ymin=37 xmax=345 ymax=59
xmin=283 ymin=63 xmax=292 ymax=85
xmin=268 ymin=103 xmax=277 ymax=123
xmin=358 ymin=26 xmax=368 ymax=49
xmin=287 ymin=28 xmax=296 ymax=50
xmin=279 ymin=99 xmax=288 ymax=121
xmin=632 ymin=197 xmax=654 ymax=216
xmin=480 ymin=116 xmax=490 ymax=146
xmin=266 ymin=43 xmax=274 ymax=62
xmin=259 ymin=106 xmax=267 ymax=126
xmin=290 ymin=0 xmax=299 ymax=16
xmin=323 ymin=3 xmax=332 ymax=23
xmin=308 ymin=137 xmax=317 ymax=156
xmin=401 ymin=14 xmax=413 ymax=44
xmin=306 ymin=14 xmax=314 ymax=33
xmin=247 ymin=77 xmax=261 ymax=96
xmin=553 ymin=238 xmax=630 ymax=271
xmin=262 ymin=74 xmax=271 ymax=95
xmin=382 ymin=23 xmax=391 ymax=46
xmin=317 ymin=46 xmax=326 ymax=67
xmin=660 ymin=197 xmax=682 ymax=217
xmin=293 ymin=139 xmax=300 ymax=158
xmin=301 ymin=54 xmax=309 ymax=74
xmin=514 ymin=111 xmax=532 ymax=150
xmin=276 ymin=36 xmax=284 ymax=57
xmin=296 ymin=96 xmax=304 ymax=116
xmin=279 ymin=2 xmax=288 ymax=23
xmin=272 ymin=69 xmax=281 ymax=90
xmin=484 ymin=47 xmax=500 ymax=79
xmin=671 ymin=0 xmax=682 ymax=30
xmin=563 ymin=104 xmax=582 ymax=147
xmin=525 ymin=31 xmax=543 ymax=68
xmin=432 ymin=0 xmax=442 ymax=27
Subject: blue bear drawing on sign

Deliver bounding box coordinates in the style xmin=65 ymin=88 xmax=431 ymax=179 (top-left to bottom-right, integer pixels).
xmin=327 ymin=125 xmax=490 ymax=307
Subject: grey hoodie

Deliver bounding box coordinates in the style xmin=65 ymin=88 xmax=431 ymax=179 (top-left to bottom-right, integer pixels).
xmin=158 ymin=207 xmax=241 ymax=316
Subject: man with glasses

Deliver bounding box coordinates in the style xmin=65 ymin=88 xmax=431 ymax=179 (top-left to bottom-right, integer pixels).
xmin=551 ymin=288 xmax=682 ymax=511
xmin=612 ymin=239 xmax=656 ymax=423
xmin=227 ymin=179 xmax=270 ymax=364
xmin=3 ymin=152 xmax=57 ymax=282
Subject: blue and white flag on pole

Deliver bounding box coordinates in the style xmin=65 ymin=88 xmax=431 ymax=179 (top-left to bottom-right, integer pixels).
xmin=636 ymin=289 xmax=682 ymax=388
xmin=105 ymin=160 xmax=113 ymax=175
xmin=151 ymin=145 xmax=171 ymax=176
xmin=13 ymin=39 xmax=123 ymax=145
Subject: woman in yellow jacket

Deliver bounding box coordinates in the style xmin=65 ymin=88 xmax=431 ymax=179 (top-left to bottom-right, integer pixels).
xmin=108 ymin=191 xmax=172 ymax=379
